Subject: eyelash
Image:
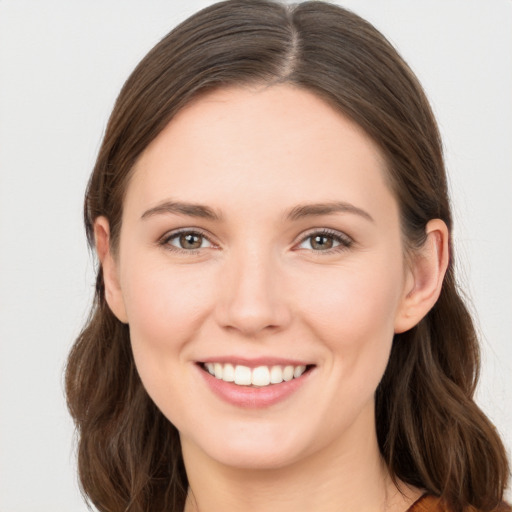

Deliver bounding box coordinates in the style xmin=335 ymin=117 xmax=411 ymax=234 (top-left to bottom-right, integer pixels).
xmin=295 ymin=228 xmax=353 ymax=254
xmin=158 ymin=228 xmax=353 ymax=255
xmin=159 ymin=228 xmax=214 ymax=254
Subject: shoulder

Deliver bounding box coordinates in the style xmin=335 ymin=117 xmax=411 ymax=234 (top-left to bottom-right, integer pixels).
xmin=408 ymin=495 xmax=512 ymax=512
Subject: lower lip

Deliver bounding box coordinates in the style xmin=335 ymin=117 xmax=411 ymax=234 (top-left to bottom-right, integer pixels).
xmin=197 ymin=365 xmax=313 ymax=408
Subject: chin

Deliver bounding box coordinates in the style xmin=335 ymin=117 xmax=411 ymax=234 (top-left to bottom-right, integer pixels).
xmin=180 ymin=420 xmax=316 ymax=471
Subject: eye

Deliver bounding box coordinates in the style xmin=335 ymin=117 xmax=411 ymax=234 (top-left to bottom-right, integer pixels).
xmin=297 ymin=229 xmax=352 ymax=252
xmin=162 ymin=230 xmax=213 ymax=251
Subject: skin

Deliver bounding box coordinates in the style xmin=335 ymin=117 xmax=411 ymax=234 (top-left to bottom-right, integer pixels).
xmin=95 ymin=84 xmax=449 ymax=512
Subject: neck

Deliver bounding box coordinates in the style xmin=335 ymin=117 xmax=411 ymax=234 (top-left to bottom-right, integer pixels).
xmin=182 ymin=412 xmax=420 ymax=512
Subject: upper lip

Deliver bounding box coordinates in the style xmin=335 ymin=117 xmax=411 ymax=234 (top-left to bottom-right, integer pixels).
xmin=198 ymin=356 xmax=313 ymax=368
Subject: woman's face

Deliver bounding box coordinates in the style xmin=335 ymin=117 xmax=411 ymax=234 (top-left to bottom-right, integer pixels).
xmin=105 ymin=84 xmax=416 ymax=470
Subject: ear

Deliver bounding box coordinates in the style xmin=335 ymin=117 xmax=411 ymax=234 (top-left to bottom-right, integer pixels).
xmin=94 ymin=217 xmax=128 ymax=324
xmin=394 ymin=219 xmax=450 ymax=333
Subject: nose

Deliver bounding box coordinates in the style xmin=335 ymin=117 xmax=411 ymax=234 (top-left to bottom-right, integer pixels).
xmin=214 ymin=247 xmax=291 ymax=337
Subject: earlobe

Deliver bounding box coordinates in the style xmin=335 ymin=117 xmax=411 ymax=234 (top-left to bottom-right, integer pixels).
xmin=94 ymin=217 xmax=128 ymax=324
xmin=394 ymin=219 xmax=450 ymax=334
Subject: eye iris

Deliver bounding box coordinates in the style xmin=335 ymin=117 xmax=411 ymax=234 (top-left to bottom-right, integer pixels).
xmin=311 ymin=235 xmax=334 ymax=250
xmin=179 ymin=233 xmax=202 ymax=249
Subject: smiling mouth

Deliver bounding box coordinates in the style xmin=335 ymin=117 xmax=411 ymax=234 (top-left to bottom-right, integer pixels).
xmin=200 ymin=362 xmax=314 ymax=387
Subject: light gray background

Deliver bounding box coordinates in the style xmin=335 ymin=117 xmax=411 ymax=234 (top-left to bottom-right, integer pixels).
xmin=0 ymin=1 xmax=510 ymax=510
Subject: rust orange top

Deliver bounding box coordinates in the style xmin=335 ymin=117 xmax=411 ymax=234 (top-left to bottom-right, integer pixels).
xmin=408 ymin=495 xmax=512 ymax=512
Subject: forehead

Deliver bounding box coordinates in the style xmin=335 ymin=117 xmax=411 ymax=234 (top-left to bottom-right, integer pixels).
xmin=126 ymin=84 xmax=393 ymax=219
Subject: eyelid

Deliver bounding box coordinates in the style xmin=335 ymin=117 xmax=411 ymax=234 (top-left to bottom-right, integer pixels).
xmin=158 ymin=227 xmax=218 ymax=252
xmin=294 ymin=228 xmax=354 ymax=252
xmin=157 ymin=226 xmax=353 ymax=254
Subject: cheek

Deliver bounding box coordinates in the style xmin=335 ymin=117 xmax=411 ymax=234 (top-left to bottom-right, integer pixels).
xmin=292 ymin=255 xmax=404 ymax=384
xmin=298 ymin=261 xmax=402 ymax=335
xmin=120 ymin=258 xmax=222 ymax=427
xmin=120 ymin=258 xmax=218 ymax=382
xmin=123 ymin=259 xmax=213 ymax=334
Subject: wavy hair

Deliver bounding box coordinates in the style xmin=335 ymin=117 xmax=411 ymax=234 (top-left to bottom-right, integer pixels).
xmin=65 ymin=1 xmax=510 ymax=511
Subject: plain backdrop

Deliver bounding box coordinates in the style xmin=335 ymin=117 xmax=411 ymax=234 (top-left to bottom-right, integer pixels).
xmin=0 ymin=1 xmax=511 ymax=510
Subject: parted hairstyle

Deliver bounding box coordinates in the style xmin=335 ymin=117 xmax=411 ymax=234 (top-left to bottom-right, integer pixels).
xmin=65 ymin=1 xmax=510 ymax=511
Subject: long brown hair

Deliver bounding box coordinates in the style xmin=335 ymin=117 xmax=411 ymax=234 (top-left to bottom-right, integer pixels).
xmin=65 ymin=1 xmax=510 ymax=511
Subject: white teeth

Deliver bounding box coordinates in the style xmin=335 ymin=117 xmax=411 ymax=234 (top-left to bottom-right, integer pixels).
xmin=282 ymin=365 xmax=294 ymax=381
xmin=294 ymin=365 xmax=306 ymax=378
xmin=203 ymin=362 xmax=309 ymax=387
xmin=251 ymin=366 xmax=270 ymax=386
xmin=223 ymin=363 xmax=235 ymax=382
xmin=234 ymin=365 xmax=252 ymax=385
xmin=270 ymin=365 xmax=284 ymax=384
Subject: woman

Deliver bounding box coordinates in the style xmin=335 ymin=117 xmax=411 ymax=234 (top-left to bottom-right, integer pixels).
xmin=65 ymin=1 xmax=511 ymax=511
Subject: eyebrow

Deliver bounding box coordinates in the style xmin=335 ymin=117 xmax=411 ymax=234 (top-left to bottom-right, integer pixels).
xmin=141 ymin=200 xmax=373 ymax=223
xmin=141 ymin=201 xmax=222 ymax=221
xmin=286 ymin=202 xmax=374 ymax=223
